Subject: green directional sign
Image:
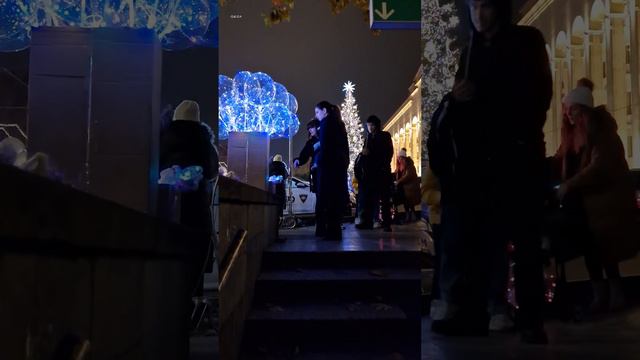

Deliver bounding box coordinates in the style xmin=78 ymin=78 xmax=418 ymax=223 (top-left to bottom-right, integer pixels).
xmin=369 ymin=0 xmax=420 ymax=30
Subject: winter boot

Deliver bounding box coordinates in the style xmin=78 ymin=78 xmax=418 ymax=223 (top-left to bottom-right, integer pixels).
xmin=588 ymin=280 xmax=609 ymax=314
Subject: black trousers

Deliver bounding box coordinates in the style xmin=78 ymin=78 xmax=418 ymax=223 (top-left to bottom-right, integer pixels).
xmin=315 ymin=186 xmax=345 ymax=239
xmin=442 ymin=169 xmax=546 ymax=329
xmin=360 ymin=173 xmax=392 ymax=226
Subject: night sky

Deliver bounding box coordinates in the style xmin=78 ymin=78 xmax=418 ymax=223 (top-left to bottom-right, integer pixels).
xmin=219 ymin=0 xmax=421 ymax=162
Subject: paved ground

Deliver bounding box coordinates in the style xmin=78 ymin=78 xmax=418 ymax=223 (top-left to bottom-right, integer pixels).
xmin=189 ymin=221 xmax=640 ymax=359
xmin=422 ymin=308 xmax=640 ymax=360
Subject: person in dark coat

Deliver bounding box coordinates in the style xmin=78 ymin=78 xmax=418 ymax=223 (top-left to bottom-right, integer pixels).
xmin=160 ymin=100 xmax=219 ymax=296
xmin=315 ymin=101 xmax=349 ymax=240
xmin=356 ymin=115 xmax=394 ymax=231
xmin=269 ymin=154 xmax=289 ymax=216
xmin=294 ymin=118 xmax=321 ymax=193
xmin=432 ymin=0 xmax=553 ymax=344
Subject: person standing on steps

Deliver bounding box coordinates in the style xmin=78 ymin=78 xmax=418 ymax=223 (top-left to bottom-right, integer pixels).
xmin=430 ymin=0 xmax=553 ymax=344
xmin=356 ymin=115 xmax=394 ymax=232
xmin=314 ymin=101 xmax=349 ymax=240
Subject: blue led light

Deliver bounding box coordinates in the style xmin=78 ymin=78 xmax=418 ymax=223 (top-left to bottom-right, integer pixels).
xmin=0 ymin=0 xmax=218 ymax=51
xmin=218 ymin=71 xmax=300 ymax=139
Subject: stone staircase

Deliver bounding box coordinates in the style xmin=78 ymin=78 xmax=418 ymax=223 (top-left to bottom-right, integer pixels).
xmin=240 ymin=224 xmax=425 ymax=359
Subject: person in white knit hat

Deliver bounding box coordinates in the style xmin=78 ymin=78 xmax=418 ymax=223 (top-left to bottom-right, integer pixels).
xmin=552 ymin=82 xmax=639 ymax=316
xmin=160 ymin=99 xmax=219 ymax=298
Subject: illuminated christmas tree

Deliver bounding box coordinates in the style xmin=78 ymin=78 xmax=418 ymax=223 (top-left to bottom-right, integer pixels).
xmin=340 ymin=81 xmax=364 ymax=181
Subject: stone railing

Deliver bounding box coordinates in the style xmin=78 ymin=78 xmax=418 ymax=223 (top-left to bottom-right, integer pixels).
xmin=217 ymin=176 xmax=279 ymax=360
xmin=0 ymin=164 xmax=200 ymax=359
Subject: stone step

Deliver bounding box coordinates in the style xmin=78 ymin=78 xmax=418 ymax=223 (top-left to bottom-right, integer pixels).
xmin=262 ymin=248 xmax=426 ymax=269
xmin=241 ymin=342 xmax=420 ymax=360
xmin=254 ymin=268 xmax=422 ymax=306
xmin=248 ymin=301 xmax=408 ymax=322
xmin=243 ymin=302 xmax=420 ymax=359
xmin=258 ymin=267 xmax=422 ymax=282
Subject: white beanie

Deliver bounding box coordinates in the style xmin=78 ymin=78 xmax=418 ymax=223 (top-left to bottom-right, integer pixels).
xmin=398 ymin=148 xmax=407 ymax=158
xmin=0 ymin=137 xmax=27 ymax=166
xmin=563 ymin=86 xmax=594 ymax=108
xmin=173 ymin=100 xmax=200 ymax=122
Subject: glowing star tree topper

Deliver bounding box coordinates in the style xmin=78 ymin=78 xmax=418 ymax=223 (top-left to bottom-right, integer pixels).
xmin=339 ymin=81 xmax=364 ymax=181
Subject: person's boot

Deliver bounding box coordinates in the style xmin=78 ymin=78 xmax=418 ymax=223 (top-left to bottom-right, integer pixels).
xmin=489 ymin=313 xmax=515 ymax=332
xmin=609 ymin=278 xmax=626 ymax=312
xmin=588 ymin=279 xmax=609 ymax=314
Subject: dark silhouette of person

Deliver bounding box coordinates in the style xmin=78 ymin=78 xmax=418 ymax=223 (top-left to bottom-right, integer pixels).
xmin=269 ymin=153 xmax=289 ymax=216
xmin=314 ymin=101 xmax=349 ymax=240
xmin=160 ymin=100 xmax=218 ymax=296
xmin=431 ymin=0 xmax=553 ymax=344
xmin=356 ymin=115 xmax=394 ymax=231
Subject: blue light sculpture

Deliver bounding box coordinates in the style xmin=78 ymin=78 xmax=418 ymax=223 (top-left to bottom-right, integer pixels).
xmin=218 ymin=71 xmax=300 ymax=139
xmin=0 ymin=0 xmax=218 ymax=51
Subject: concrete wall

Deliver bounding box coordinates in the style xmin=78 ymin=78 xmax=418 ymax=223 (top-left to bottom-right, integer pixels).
xmin=27 ymin=27 xmax=161 ymax=214
xmin=217 ymin=176 xmax=279 ymax=360
xmin=0 ymin=164 xmax=196 ymax=359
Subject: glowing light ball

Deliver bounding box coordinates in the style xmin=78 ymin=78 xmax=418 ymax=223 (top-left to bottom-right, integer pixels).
xmin=218 ymin=71 xmax=300 ymax=139
xmin=0 ymin=0 xmax=218 ymax=52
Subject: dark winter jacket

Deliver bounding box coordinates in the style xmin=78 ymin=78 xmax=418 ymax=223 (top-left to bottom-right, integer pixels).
xmin=269 ymin=160 xmax=289 ymax=179
xmin=295 ymin=136 xmax=320 ymax=191
xmin=448 ymin=24 xmax=552 ymax=192
xmin=317 ymin=112 xmax=349 ymax=206
xmin=160 ymin=120 xmax=218 ymax=233
xmin=364 ymin=130 xmax=394 ymax=176
xmin=295 ymin=136 xmax=320 ymax=168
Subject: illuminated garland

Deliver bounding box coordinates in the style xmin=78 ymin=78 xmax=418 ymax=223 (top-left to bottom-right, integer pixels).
xmin=0 ymin=0 xmax=218 ymax=51
xmin=420 ymin=0 xmax=459 ymax=166
xmin=339 ymin=81 xmax=364 ymax=182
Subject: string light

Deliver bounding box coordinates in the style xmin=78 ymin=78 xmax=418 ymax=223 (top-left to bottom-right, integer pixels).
xmin=421 ymin=0 xmax=459 ymax=164
xmin=0 ymin=0 xmax=218 ymax=51
xmin=339 ymin=81 xmax=364 ymax=181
